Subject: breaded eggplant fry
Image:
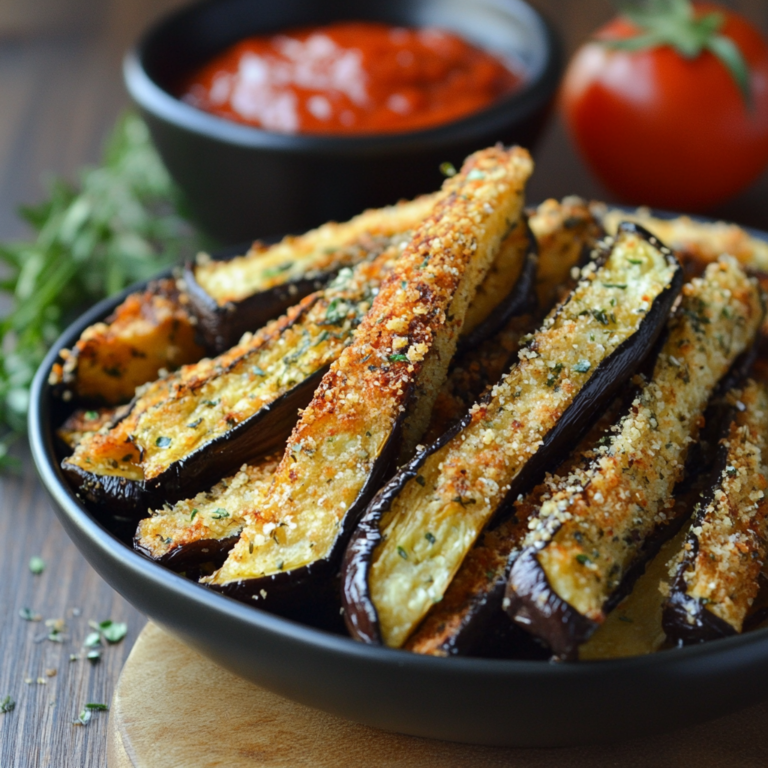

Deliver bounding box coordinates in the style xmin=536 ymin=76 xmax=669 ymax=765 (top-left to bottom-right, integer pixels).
xmin=598 ymin=205 xmax=768 ymax=274
xmin=56 ymin=406 xmax=127 ymax=451
xmin=505 ymin=257 xmax=763 ymax=659
xmin=135 ymin=453 xmax=281 ymax=570
xmin=205 ymin=146 xmax=535 ymax=606
xmin=186 ymin=194 xmax=438 ymax=350
xmin=49 ymin=279 xmax=204 ymax=405
xmin=531 ymin=196 xmax=602 ymax=310
xmin=343 ymin=223 xmax=682 ymax=649
xmin=663 ymin=380 xmax=768 ymax=643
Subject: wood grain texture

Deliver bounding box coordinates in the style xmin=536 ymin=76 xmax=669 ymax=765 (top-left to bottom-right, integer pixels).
xmin=0 ymin=0 xmax=766 ymax=765
xmin=109 ymin=622 xmax=768 ymax=768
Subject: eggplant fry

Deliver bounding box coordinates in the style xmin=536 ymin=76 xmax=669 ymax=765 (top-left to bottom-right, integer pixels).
xmin=458 ymin=216 xmax=537 ymax=351
xmin=578 ymin=524 xmax=691 ymax=660
xmin=204 ymin=145 xmax=535 ymax=604
xmin=407 ymin=398 xmax=624 ymax=657
xmin=135 ymin=453 xmax=281 ymax=570
xmin=663 ymin=380 xmax=768 ymax=644
xmin=530 ymin=196 xmax=602 ymax=311
xmin=62 ymin=244 xmax=401 ymax=515
xmin=597 ymin=205 xmax=768 ymax=274
xmin=505 ymin=257 xmax=764 ymax=659
xmin=186 ymin=193 xmax=438 ymax=351
xmin=56 ymin=406 xmax=127 ymax=451
xmin=343 ymin=222 xmax=683 ymax=649
xmin=423 ymin=197 xmax=602 ymax=443
xmin=49 ymin=279 xmax=204 ymax=405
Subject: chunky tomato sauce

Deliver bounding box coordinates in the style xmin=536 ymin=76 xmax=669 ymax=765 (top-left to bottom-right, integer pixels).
xmin=181 ymin=21 xmax=522 ymax=134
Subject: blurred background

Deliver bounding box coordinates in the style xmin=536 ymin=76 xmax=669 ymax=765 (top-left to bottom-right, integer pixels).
xmin=0 ymin=0 xmax=766 ymax=243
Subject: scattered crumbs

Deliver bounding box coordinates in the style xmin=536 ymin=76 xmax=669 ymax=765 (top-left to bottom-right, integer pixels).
xmin=439 ymin=161 xmax=457 ymax=177
xmin=73 ymin=710 xmax=91 ymax=727
xmin=89 ymin=619 xmax=128 ymax=644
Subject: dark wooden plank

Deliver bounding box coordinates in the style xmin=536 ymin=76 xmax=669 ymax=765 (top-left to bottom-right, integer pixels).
xmin=0 ymin=458 xmax=144 ymax=768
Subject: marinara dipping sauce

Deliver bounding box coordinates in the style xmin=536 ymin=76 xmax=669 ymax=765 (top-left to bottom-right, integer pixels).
xmin=181 ymin=21 xmax=522 ymax=134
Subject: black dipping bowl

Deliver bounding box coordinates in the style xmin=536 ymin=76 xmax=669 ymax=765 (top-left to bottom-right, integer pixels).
xmin=29 ymin=219 xmax=768 ymax=748
xmin=124 ymin=0 xmax=561 ymax=243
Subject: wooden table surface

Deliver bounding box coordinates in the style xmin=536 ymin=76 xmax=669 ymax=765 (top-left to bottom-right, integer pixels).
xmin=0 ymin=1 xmax=766 ymax=765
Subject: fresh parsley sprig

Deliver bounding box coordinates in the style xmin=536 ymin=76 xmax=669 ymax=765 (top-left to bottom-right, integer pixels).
xmin=0 ymin=113 xmax=202 ymax=469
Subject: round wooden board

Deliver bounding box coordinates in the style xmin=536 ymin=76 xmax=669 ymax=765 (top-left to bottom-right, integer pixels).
xmin=108 ymin=622 xmax=768 ymax=768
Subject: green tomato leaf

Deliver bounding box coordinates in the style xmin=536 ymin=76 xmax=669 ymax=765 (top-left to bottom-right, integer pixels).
xmin=607 ymin=1 xmax=752 ymax=110
xmin=707 ymin=34 xmax=753 ymax=109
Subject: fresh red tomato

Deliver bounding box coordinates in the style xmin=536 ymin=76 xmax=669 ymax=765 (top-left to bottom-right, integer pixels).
xmin=561 ymin=2 xmax=768 ymax=211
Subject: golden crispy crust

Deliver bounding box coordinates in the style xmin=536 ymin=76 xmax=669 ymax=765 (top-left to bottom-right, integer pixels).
xmin=56 ymin=406 xmax=127 ymax=450
xmin=368 ymin=226 xmax=681 ymax=648
xmin=521 ymin=258 xmax=763 ymax=623
xmin=674 ymin=381 xmax=768 ymax=632
xmin=423 ymin=197 xmax=602 ymax=444
xmin=63 ymin=246 xmax=401 ymax=486
xmin=531 ymin=197 xmax=602 ymax=310
xmin=598 ymin=205 xmax=768 ymax=274
xmin=207 ymin=145 xmax=534 ymax=587
xmin=136 ymin=454 xmax=281 ymax=561
xmin=195 ymin=194 xmax=438 ymax=305
xmin=49 ymin=279 xmax=204 ymax=405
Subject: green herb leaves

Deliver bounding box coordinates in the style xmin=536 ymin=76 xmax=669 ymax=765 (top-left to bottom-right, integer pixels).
xmin=88 ymin=618 xmax=128 ymax=645
xmin=0 ymin=113 xmax=200 ymax=469
xmin=73 ymin=703 xmax=109 ymax=726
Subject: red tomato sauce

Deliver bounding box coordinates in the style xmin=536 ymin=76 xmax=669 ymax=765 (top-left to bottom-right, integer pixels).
xmin=181 ymin=21 xmax=522 ymax=134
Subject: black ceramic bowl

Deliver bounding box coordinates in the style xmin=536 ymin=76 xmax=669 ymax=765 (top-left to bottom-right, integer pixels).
xmin=29 ymin=219 xmax=768 ymax=748
xmin=124 ymin=0 xmax=561 ymax=243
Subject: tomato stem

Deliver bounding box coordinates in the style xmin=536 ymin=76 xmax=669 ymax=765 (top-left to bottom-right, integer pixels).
xmin=604 ymin=0 xmax=752 ymax=109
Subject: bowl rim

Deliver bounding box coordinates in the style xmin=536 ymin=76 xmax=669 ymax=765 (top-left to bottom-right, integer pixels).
xmin=123 ymin=0 xmax=563 ymax=152
xmin=27 ymin=207 xmax=768 ymax=680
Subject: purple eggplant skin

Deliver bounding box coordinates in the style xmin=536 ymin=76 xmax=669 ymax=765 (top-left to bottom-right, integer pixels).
xmin=134 ymin=533 xmax=241 ymax=572
xmin=661 ymin=409 xmax=741 ymax=647
xmin=63 ymin=366 xmax=326 ymax=520
xmin=456 ymin=218 xmax=539 ymax=355
xmin=342 ymin=224 xmax=684 ymax=646
xmin=185 ymin=260 xmax=330 ymax=353
xmin=64 ymin=467 xmax=147 ymax=520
